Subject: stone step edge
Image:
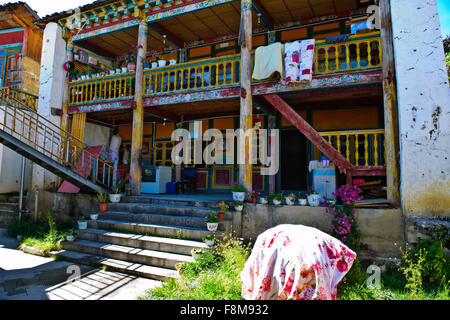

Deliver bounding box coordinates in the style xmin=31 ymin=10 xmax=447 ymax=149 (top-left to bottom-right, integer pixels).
xmin=108 ymin=202 xmax=221 ymax=211
xmin=64 ymin=239 xmax=194 ymax=265
xmin=55 ymin=250 xmax=178 ymax=281
xmin=79 ymin=228 xmax=209 ymax=250
xmin=89 ymin=219 xmax=225 ymax=241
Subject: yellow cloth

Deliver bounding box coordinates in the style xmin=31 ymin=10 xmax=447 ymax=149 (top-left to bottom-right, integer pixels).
xmin=252 ymin=42 xmax=284 ymax=81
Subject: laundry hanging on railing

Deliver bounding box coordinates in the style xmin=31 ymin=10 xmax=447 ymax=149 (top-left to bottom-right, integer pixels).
xmin=284 ymin=39 xmax=315 ymax=85
xmin=252 ymin=42 xmax=284 ymax=81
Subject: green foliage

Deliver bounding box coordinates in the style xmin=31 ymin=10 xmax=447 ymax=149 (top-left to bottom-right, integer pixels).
xmin=138 ymin=236 xmax=251 ymax=300
xmin=397 ymin=245 xmax=426 ymax=298
xmin=410 ymin=238 xmax=449 ymax=286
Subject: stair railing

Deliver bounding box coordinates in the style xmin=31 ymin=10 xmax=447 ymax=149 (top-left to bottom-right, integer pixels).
xmin=0 ymin=103 xmax=114 ymax=190
xmin=0 ymin=87 xmax=38 ymax=112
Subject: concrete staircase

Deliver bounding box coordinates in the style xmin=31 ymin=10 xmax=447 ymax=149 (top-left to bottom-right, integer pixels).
xmin=58 ymin=196 xmax=233 ymax=281
xmin=0 ymin=193 xmax=20 ymax=228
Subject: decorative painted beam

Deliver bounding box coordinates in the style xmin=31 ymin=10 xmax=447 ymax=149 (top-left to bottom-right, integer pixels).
xmin=263 ymin=94 xmax=354 ymax=174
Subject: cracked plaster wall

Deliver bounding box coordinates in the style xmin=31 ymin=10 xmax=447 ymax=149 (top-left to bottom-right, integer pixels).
xmin=391 ymin=0 xmax=450 ymax=217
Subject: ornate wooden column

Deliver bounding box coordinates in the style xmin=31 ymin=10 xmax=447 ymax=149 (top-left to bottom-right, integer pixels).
xmin=239 ymin=0 xmax=253 ymax=193
xmin=380 ymin=0 xmax=400 ymax=206
xmin=130 ymin=19 xmax=148 ymax=195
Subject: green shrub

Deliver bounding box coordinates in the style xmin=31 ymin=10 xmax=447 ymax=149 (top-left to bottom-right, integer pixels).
xmin=138 ymin=236 xmax=251 ymax=300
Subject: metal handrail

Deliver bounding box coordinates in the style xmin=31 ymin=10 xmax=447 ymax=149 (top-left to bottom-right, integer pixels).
xmin=0 ymin=103 xmax=114 ymax=189
xmin=0 ymin=87 xmax=38 ymax=112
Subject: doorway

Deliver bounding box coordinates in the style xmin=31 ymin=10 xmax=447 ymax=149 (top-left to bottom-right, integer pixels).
xmin=280 ymin=130 xmax=308 ymax=191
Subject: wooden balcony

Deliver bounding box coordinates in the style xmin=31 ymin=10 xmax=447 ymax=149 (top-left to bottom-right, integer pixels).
xmin=67 ymin=32 xmax=382 ymax=107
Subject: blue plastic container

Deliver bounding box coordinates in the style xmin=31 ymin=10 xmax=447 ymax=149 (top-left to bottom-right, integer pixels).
xmin=166 ymin=182 xmax=177 ymax=195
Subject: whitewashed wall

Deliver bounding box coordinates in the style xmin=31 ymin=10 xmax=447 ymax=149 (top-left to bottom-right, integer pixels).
xmin=391 ymin=0 xmax=450 ymax=217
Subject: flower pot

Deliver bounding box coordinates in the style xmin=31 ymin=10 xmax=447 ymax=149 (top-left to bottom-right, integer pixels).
xmin=158 ymin=60 xmax=167 ymax=67
xmin=66 ymin=235 xmax=75 ymax=242
xmin=232 ymin=192 xmax=246 ymax=202
xmin=78 ymin=221 xmax=87 ymax=230
xmin=273 ymin=199 xmax=282 ymax=205
xmin=235 ymin=205 xmax=243 ymax=211
xmin=109 ymin=70 xmax=115 ymax=75
xmin=81 ymin=75 xmax=86 ymax=80
xmin=151 ymin=62 xmax=158 ymax=68
xmin=218 ymin=212 xmax=225 ymax=221
xmin=252 ymin=198 xmax=258 ymax=204
xmin=90 ymin=214 xmax=99 ymax=220
xmin=206 ymin=222 xmax=219 ymax=232
xmin=326 ymin=199 xmax=336 ymax=206
xmin=127 ymin=62 xmax=136 ymax=71
xmin=204 ymin=239 xmax=215 ymax=247
xmin=99 ymin=203 xmax=108 ymax=212
xmin=259 ymin=197 xmax=268 ymax=205
xmin=121 ymin=67 xmax=128 ymax=73
xmin=298 ymin=198 xmax=308 ymax=206
xmin=169 ymin=59 xmax=177 ymax=65
xmin=307 ymin=194 xmax=321 ymax=207
xmin=109 ymin=194 xmax=122 ymax=203
xmin=116 ymin=68 xmax=122 ymax=74
xmin=286 ymin=198 xmax=295 ymax=205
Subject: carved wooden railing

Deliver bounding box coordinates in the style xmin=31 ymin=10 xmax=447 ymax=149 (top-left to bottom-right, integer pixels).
xmin=67 ymin=32 xmax=382 ymax=105
xmin=319 ymin=129 xmax=385 ymax=167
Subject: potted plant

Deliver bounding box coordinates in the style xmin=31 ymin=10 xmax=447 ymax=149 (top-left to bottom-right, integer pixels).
xmin=97 ymin=190 xmax=108 ymax=212
xmin=169 ymin=58 xmax=177 ymax=65
xmin=157 ymin=54 xmax=167 ymax=67
xmin=307 ymin=190 xmax=321 ymax=207
xmin=216 ymin=201 xmax=229 ymax=221
xmin=66 ymin=229 xmax=76 ymax=242
xmin=77 ymin=216 xmax=87 ymax=230
xmin=90 ymin=209 xmax=99 ymax=220
xmin=325 ymin=197 xmax=336 ymax=206
xmin=234 ymin=200 xmax=244 ymax=211
xmin=298 ymin=193 xmax=308 ymax=206
xmin=270 ymin=193 xmax=285 ymax=205
xmin=191 ymin=248 xmax=204 ymax=261
xmin=203 ymin=234 xmax=215 ymax=247
xmin=286 ymin=193 xmax=297 ymax=205
xmin=259 ymin=196 xmax=268 ymax=204
xmin=249 ymin=191 xmax=260 ymax=204
xmin=109 ymin=172 xmax=128 ymax=203
xmin=231 ymin=182 xmax=246 ymax=201
xmin=205 ymin=210 xmax=219 ymax=232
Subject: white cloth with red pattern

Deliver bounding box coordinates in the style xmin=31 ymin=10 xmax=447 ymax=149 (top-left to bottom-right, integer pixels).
xmin=284 ymin=39 xmax=315 ymax=84
xmin=240 ymin=224 xmax=356 ymax=300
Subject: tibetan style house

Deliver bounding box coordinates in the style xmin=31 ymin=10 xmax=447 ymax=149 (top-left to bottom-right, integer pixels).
xmin=31 ymin=0 xmax=400 ymax=204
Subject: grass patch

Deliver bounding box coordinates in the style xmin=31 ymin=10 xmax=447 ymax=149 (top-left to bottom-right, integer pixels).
xmin=138 ymin=236 xmax=251 ymax=300
xmin=7 ymin=212 xmax=76 ymax=254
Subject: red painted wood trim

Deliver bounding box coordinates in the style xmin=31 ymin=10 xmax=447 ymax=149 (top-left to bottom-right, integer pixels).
xmin=263 ymin=94 xmax=354 ymax=173
xmin=67 ymin=99 xmax=133 ymax=114
xmin=351 ymin=166 xmax=386 ymax=176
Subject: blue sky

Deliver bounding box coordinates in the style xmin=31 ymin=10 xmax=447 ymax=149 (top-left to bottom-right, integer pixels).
xmin=437 ymin=0 xmax=450 ymax=38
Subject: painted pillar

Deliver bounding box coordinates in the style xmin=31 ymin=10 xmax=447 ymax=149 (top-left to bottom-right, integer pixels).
xmin=31 ymin=22 xmax=67 ymax=192
xmin=130 ymin=20 xmax=148 ymax=195
xmin=239 ymin=0 xmax=253 ymax=193
xmin=379 ymin=0 xmax=400 ymax=207
xmin=390 ymin=0 xmax=450 ymax=217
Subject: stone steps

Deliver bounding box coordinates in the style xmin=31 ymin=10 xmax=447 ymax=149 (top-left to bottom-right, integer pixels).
xmin=78 ymin=228 xmax=208 ymax=256
xmin=58 ymin=198 xmax=229 ymax=282
xmin=56 ymin=250 xmax=179 ymax=281
xmin=124 ymin=196 xmax=233 ymax=209
xmin=107 ymin=202 xmax=220 ymax=218
xmin=89 ymin=219 xmax=223 ymax=242
xmin=63 ymin=239 xmax=194 ymax=270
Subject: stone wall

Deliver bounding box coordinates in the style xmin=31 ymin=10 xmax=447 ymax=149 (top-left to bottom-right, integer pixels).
xmin=239 ymin=204 xmax=405 ymax=258
xmin=24 ymin=190 xmax=98 ymax=223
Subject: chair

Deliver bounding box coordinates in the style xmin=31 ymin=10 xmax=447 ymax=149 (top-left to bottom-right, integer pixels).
xmin=178 ymin=168 xmax=197 ymax=194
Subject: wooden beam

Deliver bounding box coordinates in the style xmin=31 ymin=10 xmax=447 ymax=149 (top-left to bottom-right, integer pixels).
xmin=380 ymin=0 xmax=400 ymax=206
xmin=130 ymin=20 xmax=148 ymax=195
xmin=252 ymin=0 xmax=274 ymax=30
xmin=263 ymin=94 xmax=354 ymax=173
xmin=143 ymin=107 xmax=180 ymax=122
xmin=239 ymin=0 xmax=253 ymax=193
xmin=148 ymin=23 xmax=184 ymax=48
